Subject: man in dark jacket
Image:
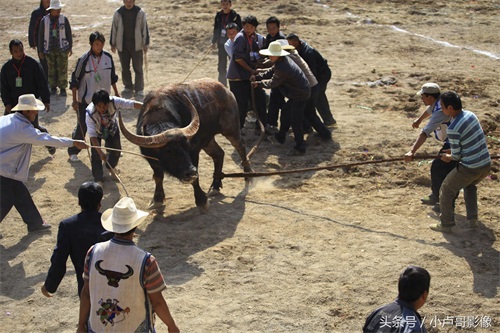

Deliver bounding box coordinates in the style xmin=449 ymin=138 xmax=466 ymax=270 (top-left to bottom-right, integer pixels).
xmin=1 ymin=39 xmax=54 ymax=154
xmin=28 ymin=0 xmax=50 ymax=80
xmin=41 ymin=182 xmax=112 ymax=297
xmin=211 ymin=0 xmax=241 ymax=86
xmin=253 ymin=41 xmax=311 ymax=155
xmin=287 ymin=33 xmax=336 ymax=126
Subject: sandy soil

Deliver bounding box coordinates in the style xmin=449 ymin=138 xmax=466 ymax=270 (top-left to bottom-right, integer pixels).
xmin=1 ymin=0 xmax=499 ymax=332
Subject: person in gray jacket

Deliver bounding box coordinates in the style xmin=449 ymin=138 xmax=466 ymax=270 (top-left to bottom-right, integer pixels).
xmin=110 ymin=0 xmax=150 ymax=101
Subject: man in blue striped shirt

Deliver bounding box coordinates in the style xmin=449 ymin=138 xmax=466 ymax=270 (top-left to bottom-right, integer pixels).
xmin=430 ymin=92 xmax=491 ymax=233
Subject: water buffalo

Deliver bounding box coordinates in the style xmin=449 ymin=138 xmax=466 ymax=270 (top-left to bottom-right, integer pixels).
xmin=118 ymin=78 xmax=252 ymax=210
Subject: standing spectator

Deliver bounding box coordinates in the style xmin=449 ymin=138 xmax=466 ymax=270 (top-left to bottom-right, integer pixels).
xmin=404 ymin=83 xmax=456 ymax=207
xmin=86 ymin=89 xmax=142 ymax=182
xmin=363 ymin=266 xmax=430 ymax=333
xmin=264 ymin=16 xmax=287 ymax=130
xmin=28 ymin=0 xmax=50 ymax=81
xmin=110 ymin=0 xmax=150 ymax=101
xmin=287 ymin=33 xmax=336 ymax=126
xmin=227 ymin=15 xmax=268 ymax=132
xmin=211 ymin=0 xmax=241 ymax=87
xmin=0 ymin=94 xmax=88 ymax=234
xmin=253 ymin=41 xmax=311 ymax=155
xmin=224 ymin=22 xmax=240 ymax=60
xmin=77 ymin=197 xmax=179 ymax=333
xmin=429 ymin=92 xmax=491 ymax=233
xmin=1 ymin=39 xmax=55 ymax=155
xmin=41 ymin=182 xmax=112 ymax=297
xmin=68 ymin=31 xmax=119 ymax=163
xmin=37 ymin=0 xmax=72 ymax=96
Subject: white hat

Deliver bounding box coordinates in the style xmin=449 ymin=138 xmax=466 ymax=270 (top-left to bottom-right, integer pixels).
xmin=47 ymin=0 xmax=65 ymax=10
xmin=101 ymin=197 xmax=149 ymax=233
xmin=274 ymin=39 xmax=295 ymax=51
xmin=259 ymin=41 xmax=290 ymax=57
xmin=11 ymin=94 xmax=45 ymax=111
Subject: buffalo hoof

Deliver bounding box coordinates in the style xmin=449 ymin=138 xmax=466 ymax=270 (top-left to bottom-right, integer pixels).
xmin=197 ymin=201 xmax=210 ymax=213
xmin=148 ymin=200 xmax=165 ymax=210
xmin=207 ymin=187 xmax=221 ymax=197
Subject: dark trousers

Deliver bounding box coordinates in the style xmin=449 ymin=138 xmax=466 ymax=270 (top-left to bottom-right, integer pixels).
xmin=68 ymin=101 xmax=88 ymax=156
xmin=119 ymin=48 xmax=144 ymax=92
xmin=0 ymin=176 xmax=44 ymax=231
xmin=229 ymin=80 xmax=267 ymax=129
xmin=91 ymin=132 xmax=121 ymax=181
xmin=268 ymin=88 xmax=285 ymax=127
xmin=279 ymin=98 xmax=307 ymax=150
xmin=304 ymin=85 xmax=331 ymax=138
xmin=431 ymin=142 xmax=458 ymax=200
xmin=217 ymin=43 xmax=228 ymax=87
xmin=316 ymin=77 xmax=335 ymax=123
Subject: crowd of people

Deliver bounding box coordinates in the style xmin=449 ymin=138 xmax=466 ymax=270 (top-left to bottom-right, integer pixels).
xmin=0 ymin=0 xmax=494 ymax=332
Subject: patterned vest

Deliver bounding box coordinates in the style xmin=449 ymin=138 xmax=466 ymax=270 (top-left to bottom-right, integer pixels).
xmin=87 ymin=240 xmax=154 ymax=333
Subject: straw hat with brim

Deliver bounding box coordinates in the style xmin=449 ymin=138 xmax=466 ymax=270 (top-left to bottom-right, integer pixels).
xmin=275 ymin=39 xmax=295 ymax=50
xmin=101 ymin=197 xmax=149 ymax=234
xmin=47 ymin=0 xmax=65 ymax=10
xmin=11 ymin=94 xmax=45 ymax=111
xmin=259 ymin=41 xmax=290 ymax=57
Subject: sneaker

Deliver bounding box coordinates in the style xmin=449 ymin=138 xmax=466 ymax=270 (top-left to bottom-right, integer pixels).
xmin=47 ymin=146 xmax=56 ymax=155
xmin=313 ymin=132 xmax=332 ymax=141
xmin=264 ymin=125 xmax=279 ymax=135
xmin=69 ymin=154 xmax=79 ymax=162
xmin=28 ymin=223 xmax=52 ymax=233
xmin=121 ymin=88 xmax=133 ymax=99
xmin=429 ymin=223 xmax=454 ymax=233
xmin=431 ymin=204 xmax=441 ymax=213
xmin=59 ymin=88 xmax=67 ymax=97
xmin=135 ymin=91 xmax=144 ymax=101
xmin=324 ymin=118 xmax=337 ymax=127
xmin=421 ymin=194 xmax=438 ymax=205
xmin=468 ymin=219 xmax=479 ymax=228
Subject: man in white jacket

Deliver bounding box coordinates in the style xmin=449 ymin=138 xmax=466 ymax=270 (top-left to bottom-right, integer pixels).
xmin=0 ymin=94 xmax=88 ymax=233
xmin=110 ymin=0 xmax=150 ymax=101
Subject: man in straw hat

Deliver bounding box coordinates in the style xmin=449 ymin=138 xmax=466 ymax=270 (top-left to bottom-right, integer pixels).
xmin=0 ymin=94 xmax=88 ymax=233
xmin=253 ymin=41 xmax=315 ymax=155
xmin=78 ymin=197 xmax=179 ymax=332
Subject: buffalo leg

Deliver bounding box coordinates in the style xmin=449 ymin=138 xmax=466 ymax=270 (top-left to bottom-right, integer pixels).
xmin=203 ymin=138 xmax=225 ymax=193
xmin=189 ymin=152 xmax=208 ymax=210
xmin=149 ymin=161 xmax=166 ymax=205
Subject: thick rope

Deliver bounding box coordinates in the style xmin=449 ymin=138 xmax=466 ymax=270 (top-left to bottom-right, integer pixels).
xmin=220 ymin=154 xmax=500 ymax=179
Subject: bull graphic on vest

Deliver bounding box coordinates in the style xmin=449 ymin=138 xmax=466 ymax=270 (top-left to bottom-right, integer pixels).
xmin=95 ymin=260 xmax=134 ymax=287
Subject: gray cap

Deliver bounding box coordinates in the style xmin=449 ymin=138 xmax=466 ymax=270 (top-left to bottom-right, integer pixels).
xmin=418 ymin=83 xmax=440 ymax=95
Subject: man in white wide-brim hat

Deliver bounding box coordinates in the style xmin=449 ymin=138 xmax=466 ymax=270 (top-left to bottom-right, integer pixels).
xmin=0 ymin=94 xmax=88 ymax=234
xmin=252 ymin=41 xmax=312 ymax=156
xmin=78 ymin=197 xmax=179 ymax=332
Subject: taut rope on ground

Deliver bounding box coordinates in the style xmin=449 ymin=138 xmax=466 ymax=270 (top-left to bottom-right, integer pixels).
xmin=220 ymin=154 xmax=500 ymax=179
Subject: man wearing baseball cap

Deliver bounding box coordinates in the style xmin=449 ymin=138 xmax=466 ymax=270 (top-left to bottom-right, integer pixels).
xmin=78 ymin=197 xmax=179 ymax=332
xmin=404 ymin=83 xmax=457 ymax=209
xmin=0 ymin=94 xmax=88 ymax=233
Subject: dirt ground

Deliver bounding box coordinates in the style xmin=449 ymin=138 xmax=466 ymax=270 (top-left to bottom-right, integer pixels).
xmin=0 ymin=0 xmax=499 ymax=332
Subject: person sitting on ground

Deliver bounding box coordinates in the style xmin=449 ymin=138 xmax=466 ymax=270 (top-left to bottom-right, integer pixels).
xmin=0 ymin=94 xmax=88 ymax=234
xmin=429 ymin=91 xmax=491 ymax=233
xmin=86 ymin=89 xmax=142 ymax=182
xmin=404 ymin=83 xmax=457 ymax=207
xmin=41 ymin=181 xmax=113 ymax=298
xmin=363 ymin=265 xmax=430 ymax=333
xmin=252 ymin=41 xmax=311 ymax=156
